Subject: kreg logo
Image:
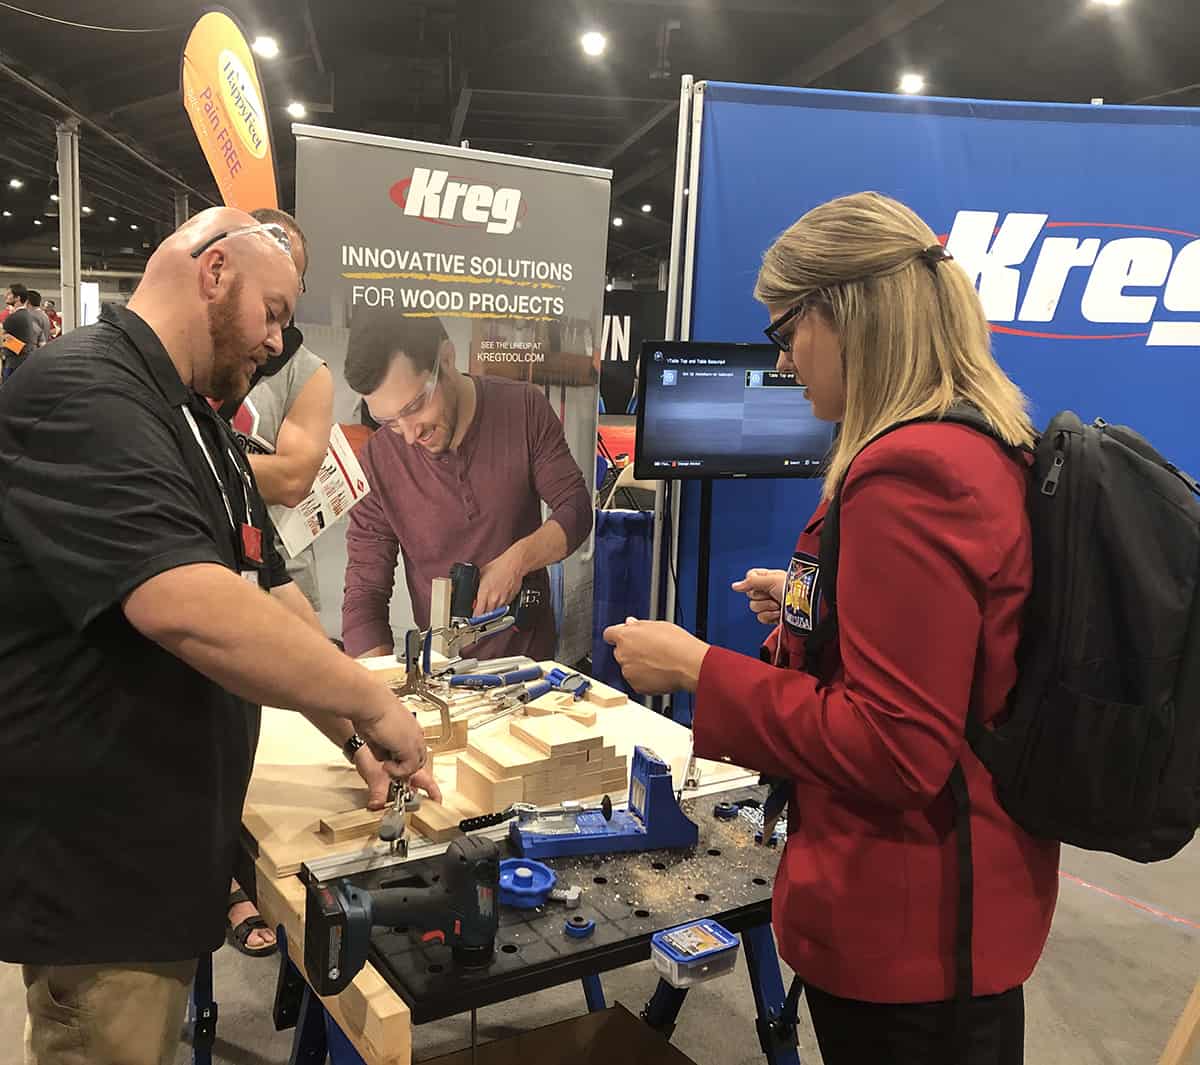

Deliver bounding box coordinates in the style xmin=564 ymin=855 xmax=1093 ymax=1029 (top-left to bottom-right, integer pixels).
xmin=945 ymin=211 xmax=1200 ymax=346
xmin=389 ymin=167 xmax=523 ymax=235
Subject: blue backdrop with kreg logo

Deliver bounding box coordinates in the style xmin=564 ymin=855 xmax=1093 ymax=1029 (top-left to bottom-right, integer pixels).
xmin=671 ymin=81 xmax=1200 ymax=720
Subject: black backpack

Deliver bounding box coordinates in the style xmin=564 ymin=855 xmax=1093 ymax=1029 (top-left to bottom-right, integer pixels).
xmin=798 ymin=405 xmax=1200 ymax=1023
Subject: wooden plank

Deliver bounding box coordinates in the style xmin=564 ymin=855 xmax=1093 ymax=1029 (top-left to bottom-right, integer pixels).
xmin=430 ymin=577 xmax=451 ymax=655
xmin=467 ymin=732 xmax=550 ymax=778
xmin=410 ymin=793 xmax=481 ymax=843
xmin=318 ymin=807 xmax=385 ymax=843
xmin=254 ymin=865 xmax=412 ymax=1065
xmin=582 ymin=676 xmax=628 ymax=708
xmin=522 ymin=693 xmax=598 ymax=727
xmin=510 ymin=716 xmax=603 ymax=757
xmin=456 ymin=753 xmax=524 ymax=812
xmin=1159 ymin=975 xmax=1200 ymax=1065
xmin=587 ymin=745 xmax=616 ymax=764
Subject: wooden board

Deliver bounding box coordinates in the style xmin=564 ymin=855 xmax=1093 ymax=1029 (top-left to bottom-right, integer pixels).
xmin=456 ymin=753 xmax=524 ymax=811
xmin=409 ymin=792 xmax=482 ymax=843
xmin=318 ymin=807 xmax=385 ymax=843
xmin=523 ymin=695 xmax=597 ymax=727
xmin=1159 ymin=975 xmax=1200 ymax=1065
xmin=581 ymin=677 xmax=627 ymax=708
xmin=510 ymin=715 xmax=603 ymax=757
xmin=467 ymin=732 xmax=550 ymax=778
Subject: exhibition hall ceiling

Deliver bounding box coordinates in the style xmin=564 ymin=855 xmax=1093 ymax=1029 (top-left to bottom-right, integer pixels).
xmin=0 ymin=0 xmax=1195 ymax=274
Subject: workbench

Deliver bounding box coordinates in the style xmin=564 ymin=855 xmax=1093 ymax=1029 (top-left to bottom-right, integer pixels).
xmin=200 ymin=660 xmax=800 ymax=1065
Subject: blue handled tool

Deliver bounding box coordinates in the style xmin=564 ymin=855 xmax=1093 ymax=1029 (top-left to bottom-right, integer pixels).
xmin=545 ymin=667 xmax=591 ymax=701
xmin=449 ymin=666 xmax=544 ymax=690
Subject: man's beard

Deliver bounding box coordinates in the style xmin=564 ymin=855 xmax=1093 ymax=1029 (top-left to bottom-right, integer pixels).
xmin=205 ymin=276 xmax=258 ymax=402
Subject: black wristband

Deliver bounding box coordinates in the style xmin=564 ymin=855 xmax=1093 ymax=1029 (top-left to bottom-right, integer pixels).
xmin=342 ymin=733 xmax=367 ymax=764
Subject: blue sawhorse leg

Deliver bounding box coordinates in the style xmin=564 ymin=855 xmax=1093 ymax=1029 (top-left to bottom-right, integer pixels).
xmin=743 ymin=923 xmax=802 ymax=1065
xmin=581 ymin=973 xmax=607 ymax=1012
xmin=190 ymin=952 xmax=217 ymax=1065
xmin=641 ymin=980 xmax=689 ymax=1039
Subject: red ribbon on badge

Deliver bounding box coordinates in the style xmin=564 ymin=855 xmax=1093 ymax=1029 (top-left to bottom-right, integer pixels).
xmin=240 ymin=523 xmax=263 ymax=565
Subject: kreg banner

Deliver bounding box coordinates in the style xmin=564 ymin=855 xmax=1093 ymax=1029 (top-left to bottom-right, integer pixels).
xmin=294 ymin=127 xmax=611 ymax=662
xmin=677 ymin=82 xmax=1200 ymax=668
xmin=180 ymin=9 xmax=278 ymax=211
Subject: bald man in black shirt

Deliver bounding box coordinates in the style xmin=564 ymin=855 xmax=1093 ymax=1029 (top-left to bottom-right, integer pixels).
xmin=0 ymin=207 xmax=439 ymax=1064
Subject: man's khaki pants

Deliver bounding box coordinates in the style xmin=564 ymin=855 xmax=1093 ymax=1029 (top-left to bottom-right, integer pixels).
xmin=22 ymin=960 xmax=197 ymax=1065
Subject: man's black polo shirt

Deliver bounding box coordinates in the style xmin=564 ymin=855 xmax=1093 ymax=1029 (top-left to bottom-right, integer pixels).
xmin=0 ymin=303 xmax=291 ymax=965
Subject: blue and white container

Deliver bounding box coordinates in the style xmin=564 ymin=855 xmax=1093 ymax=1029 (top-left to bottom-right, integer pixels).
xmin=651 ymin=919 xmax=740 ymax=988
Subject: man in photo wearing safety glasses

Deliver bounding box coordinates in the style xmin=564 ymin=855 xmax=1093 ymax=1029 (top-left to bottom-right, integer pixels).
xmin=0 ymin=207 xmax=437 ymax=1062
xmin=341 ymin=307 xmax=592 ymax=663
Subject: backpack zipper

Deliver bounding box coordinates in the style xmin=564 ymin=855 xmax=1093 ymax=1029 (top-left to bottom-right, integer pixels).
xmin=1042 ymin=450 xmax=1065 ymax=495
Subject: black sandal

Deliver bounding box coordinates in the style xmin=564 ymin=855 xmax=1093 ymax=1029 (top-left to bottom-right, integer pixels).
xmin=226 ymin=888 xmax=278 ymax=958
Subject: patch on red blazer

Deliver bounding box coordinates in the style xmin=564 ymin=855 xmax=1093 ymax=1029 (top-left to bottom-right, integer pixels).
xmin=783 ymin=552 xmax=821 ymax=634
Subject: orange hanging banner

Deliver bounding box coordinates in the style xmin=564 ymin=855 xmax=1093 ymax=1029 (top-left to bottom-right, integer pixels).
xmin=180 ymin=9 xmax=278 ymax=211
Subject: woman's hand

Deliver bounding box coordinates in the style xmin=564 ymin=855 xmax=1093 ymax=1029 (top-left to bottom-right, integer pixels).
xmin=731 ymin=568 xmax=787 ymax=626
xmin=603 ymin=617 xmax=709 ymax=695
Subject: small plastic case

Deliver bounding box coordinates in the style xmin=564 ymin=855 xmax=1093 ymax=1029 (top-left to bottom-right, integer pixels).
xmin=651 ymin=919 xmax=740 ymax=988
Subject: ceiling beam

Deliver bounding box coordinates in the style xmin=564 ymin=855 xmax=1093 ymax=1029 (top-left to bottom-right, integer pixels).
xmin=599 ymin=0 xmax=878 ymax=11
xmin=0 ymin=51 xmax=216 ymax=206
xmin=779 ymin=0 xmax=950 ymax=86
xmin=472 ymin=89 xmax=672 ymax=106
xmin=594 ymin=98 xmax=679 ymax=167
xmin=613 ymin=156 xmax=674 ymax=199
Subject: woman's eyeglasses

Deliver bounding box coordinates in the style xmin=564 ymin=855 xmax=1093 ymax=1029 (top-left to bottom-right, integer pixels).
xmin=764 ymin=301 xmax=807 ymax=352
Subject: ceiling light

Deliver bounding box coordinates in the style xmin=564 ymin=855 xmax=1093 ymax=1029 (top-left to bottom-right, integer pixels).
xmin=130 ymin=223 xmax=138 ymax=230
xmin=641 ymin=203 xmax=652 ymax=213
xmin=251 ymin=35 xmax=280 ymax=59
xmin=8 ymin=177 xmax=23 ymax=189
xmin=51 ymin=245 xmax=58 ymax=252
xmin=108 ymin=215 xmax=117 ymax=222
xmin=612 ymin=216 xmax=623 ymax=228
xmin=33 ymin=219 xmax=42 ymax=225
xmin=899 ymin=73 xmax=926 ymax=95
xmin=286 ymin=101 xmax=307 ymax=119
xmin=1091 ymin=0 xmax=1122 ymax=6
xmin=605 ymin=282 xmax=613 ymax=292
xmin=81 ymin=206 xmax=92 ymax=214
xmin=50 ymin=193 xmax=58 ymax=202
xmin=1 ymin=210 xmax=9 ymax=217
xmin=580 ymin=31 xmax=607 ymax=57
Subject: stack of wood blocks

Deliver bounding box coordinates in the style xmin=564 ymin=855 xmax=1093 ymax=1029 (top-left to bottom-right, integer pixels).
xmin=456 ymin=715 xmax=628 ymax=814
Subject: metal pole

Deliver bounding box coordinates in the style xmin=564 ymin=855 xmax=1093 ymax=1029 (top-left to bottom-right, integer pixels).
xmin=55 ymin=119 xmax=81 ymax=333
xmin=173 ymin=191 xmax=189 ymax=228
xmin=649 ymin=74 xmax=695 ymax=628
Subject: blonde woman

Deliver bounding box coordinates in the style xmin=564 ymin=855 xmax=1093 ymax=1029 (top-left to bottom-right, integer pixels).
xmin=605 ymin=192 xmax=1060 ymax=1063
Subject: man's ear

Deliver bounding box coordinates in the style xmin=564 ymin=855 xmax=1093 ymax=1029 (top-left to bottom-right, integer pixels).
xmin=197 ymin=248 xmax=227 ymax=302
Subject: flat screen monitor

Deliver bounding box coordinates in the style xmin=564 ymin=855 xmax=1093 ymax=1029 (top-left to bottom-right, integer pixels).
xmin=634 ymin=341 xmax=834 ymax=479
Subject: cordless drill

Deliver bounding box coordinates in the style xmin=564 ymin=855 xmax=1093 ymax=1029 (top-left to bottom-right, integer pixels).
xmin=449 ymin=561 xmax=543 ymax=629
xmin=303 ymin=835 xmax=500 ymax=995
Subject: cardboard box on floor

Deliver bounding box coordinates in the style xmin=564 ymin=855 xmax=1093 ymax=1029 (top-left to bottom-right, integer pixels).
xmin=422 ymin=1004 xmax=699 ymax=1065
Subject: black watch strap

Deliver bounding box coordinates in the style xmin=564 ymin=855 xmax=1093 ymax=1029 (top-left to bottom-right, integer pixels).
xmin=342 ymin=733 xmax=367 ymax=763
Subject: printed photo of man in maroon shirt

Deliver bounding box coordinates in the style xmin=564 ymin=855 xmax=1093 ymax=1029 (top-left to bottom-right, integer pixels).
xmin=340 ymin=308 xmax=592 ymax=662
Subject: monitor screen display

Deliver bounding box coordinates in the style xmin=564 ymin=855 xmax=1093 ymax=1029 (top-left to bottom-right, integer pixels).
xmin=634 ymin=341 xmax=834 ymax=479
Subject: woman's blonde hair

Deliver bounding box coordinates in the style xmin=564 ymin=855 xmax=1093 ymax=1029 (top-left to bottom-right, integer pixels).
xmin=755 ymin=191 xmax=1034 ymax=500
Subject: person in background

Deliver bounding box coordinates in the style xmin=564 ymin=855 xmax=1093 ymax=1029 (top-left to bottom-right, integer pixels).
xmin=218 ymin=206 xmax=335 ymax=957
xmin=43 ymin=299 xmax=61 ymax=339
xmin=341 ymin=309 xmax=592 ymax=663
xmin=26 ymin=291 xmax=51 ymax=348
xmin=0 ymin=206 xmax=437 ymax=1064
xmin=1 ymin=299 xmax=38 ymax=381
xmin=2 ymin=282 xmax=29 ymax=327
xmin=605 ymin=192 xmax=1058 ymax=1065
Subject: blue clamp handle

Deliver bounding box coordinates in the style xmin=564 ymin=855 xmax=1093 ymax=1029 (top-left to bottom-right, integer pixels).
xmin=519 ymin=680 xmax=553 ymax=703
xmin=465 ymin=606 xmax=510 ymax=627
xmin=450 ymin=666 xmax=544 ymax=690
xmin=422 ymin=629 xmax=432 ymax=675
xmin=546 ymin=667 xmax=591 ymax=701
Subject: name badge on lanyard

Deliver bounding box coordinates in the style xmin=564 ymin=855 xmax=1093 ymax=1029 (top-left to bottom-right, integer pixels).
xmin=181 ymin=405 xmax=263 ymax=582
